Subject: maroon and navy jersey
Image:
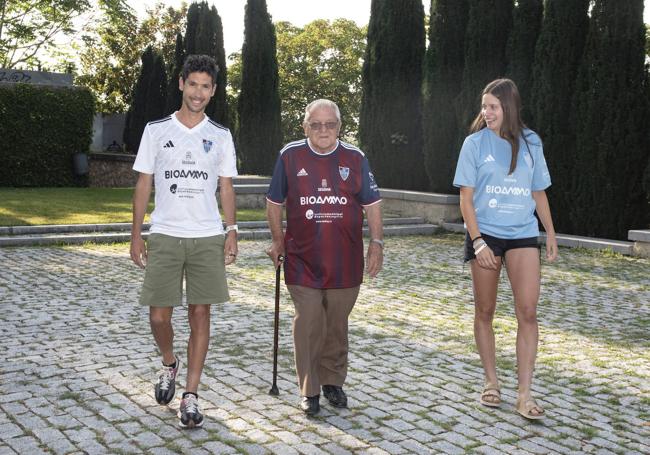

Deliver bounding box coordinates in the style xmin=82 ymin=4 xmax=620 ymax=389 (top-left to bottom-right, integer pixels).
xmin=267 ymin=139 xmax=381 ymax=289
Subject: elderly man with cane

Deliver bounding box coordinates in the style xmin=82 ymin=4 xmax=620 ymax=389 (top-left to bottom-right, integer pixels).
xmin=266 ymin=99 xmax=384 ymax=415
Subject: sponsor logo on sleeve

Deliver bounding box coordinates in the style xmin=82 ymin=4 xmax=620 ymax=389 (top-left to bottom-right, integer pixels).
xmin=368 ymin=171 xmax=378 ymax=191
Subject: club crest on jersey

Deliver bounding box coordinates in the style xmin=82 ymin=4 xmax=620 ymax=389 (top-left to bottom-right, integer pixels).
xmin=202 ymin=139 xmax=213 ymax=154
xmin=339 ymin=166 xmax=350 ymax=181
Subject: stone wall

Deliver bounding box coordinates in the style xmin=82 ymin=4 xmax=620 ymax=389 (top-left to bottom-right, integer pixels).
xmin=379 ymin=189 xmax=461 ymax=223
xmin=88 ymin=153 xmax=138 ymax=188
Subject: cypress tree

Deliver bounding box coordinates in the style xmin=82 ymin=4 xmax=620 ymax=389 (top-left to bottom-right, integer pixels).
xmin=457 ymin=0 xmax=513 ymax=135
xmin=165 ymin=33 xmax=185 ymax=114
xmin=123 ymin=47 xmax=168 ymax=153
xmin=423 ymin=0 xmax=469 ymax=193
xmin=123 ymin=46 xmax=154 ymax=153
xmin=529 ymin=0 xmax=589 ymax=234
xmin=145 ymin=52 xmax=168 ymax=124
xmin=571 ymin=0 xmax=650 ymax=239
xmin=185 ymin=3 xmax=200 ymax=55
xmin=183 ymin=2 xmax=228 ymax=126
xmin=359 ymin=0 xmax=428 ymax=191
xmin=645 ymin=155 xmax=650 ymax=206
xmin=237 ymin=0 xmax=282 ymax=175
xmin=505 ymin=0 xmax=542 ymax=124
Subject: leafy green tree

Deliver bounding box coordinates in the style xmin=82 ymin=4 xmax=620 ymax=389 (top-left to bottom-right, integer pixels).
xmin=506 ymin=0 xmax=543 ymax=124
xmin=123 ymin=46 xmax=167 ymax=153
xmin=246 ymin=19 xmax=366 ymax=143
xmin=359 ymin=0 xmax=428 ymax=191
xmin=184 ymin=1 xmax=228 ymax=126
xmin=457 ymin=0 xmax=513 ymax=134
xmin=0 ymin=0 xmax=91 ymax=68
xmin=139 ymin=3 xmax=187 ymax=70
xmin=75 ymin=1 xmax=185 ymax=113
xmin=571 ymin=0 xmax=650 ymax=239
xmin=423 ymin=0 xmax=469 ymax=193
xmin=226 ymin=51 xmax=242 ymax=134
xmin=237 ymin=0 xmax=282 ymax=175
xmin=529 ymin=0 xmax=589 ymax=234
xmin=75 ymin=0 xmax=140 ymax=114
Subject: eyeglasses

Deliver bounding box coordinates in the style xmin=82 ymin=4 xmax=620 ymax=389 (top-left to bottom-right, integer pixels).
xmin=308 ymin=121 xmax=339 ymax=131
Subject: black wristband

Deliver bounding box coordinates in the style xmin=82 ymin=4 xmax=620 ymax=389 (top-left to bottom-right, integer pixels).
xmin=471 ymin=235 xmax=483 ymax=242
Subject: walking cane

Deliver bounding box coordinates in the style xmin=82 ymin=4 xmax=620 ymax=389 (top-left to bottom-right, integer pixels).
xmin=269 ymin=255 xmax=284 ymax=396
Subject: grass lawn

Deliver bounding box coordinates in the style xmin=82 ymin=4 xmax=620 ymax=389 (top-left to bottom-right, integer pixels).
xmin=0 ymin=187 xmax=267 ymax=226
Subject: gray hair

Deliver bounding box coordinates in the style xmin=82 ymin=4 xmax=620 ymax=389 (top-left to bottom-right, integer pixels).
xmin=303 ymin=99 xmax=341 ymax=124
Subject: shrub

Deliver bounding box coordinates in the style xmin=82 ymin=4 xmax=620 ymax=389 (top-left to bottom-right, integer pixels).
xmin=0 ymin=83 xmax=95 ymax=187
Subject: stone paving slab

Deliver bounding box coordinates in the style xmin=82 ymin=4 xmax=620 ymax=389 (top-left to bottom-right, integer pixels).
xmin=0 ymin=234 xmax=648 ymax=454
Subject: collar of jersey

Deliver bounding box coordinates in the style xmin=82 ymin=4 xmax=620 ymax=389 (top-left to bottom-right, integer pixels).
xmin=171 ymin=111 xmax=209 ymax=132
xmin=307 ymin=138 xmax=338 ymax=156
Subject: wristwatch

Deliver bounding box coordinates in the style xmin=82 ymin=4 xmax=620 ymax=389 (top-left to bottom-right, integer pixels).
xmin=225 ymin=224 xmax=239 ymax=234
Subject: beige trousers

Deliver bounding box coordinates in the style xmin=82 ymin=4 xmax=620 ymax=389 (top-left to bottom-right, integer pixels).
xmin=287 ymin=285 xmax=360 ymax=397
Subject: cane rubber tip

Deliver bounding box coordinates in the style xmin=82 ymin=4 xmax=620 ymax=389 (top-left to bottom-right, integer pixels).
xmin=269 ymin=386 xmax=279 ymax=396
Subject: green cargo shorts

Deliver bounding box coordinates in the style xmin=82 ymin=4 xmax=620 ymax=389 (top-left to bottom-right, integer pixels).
xmin=139 ymin=233 xmax=230 ymax=307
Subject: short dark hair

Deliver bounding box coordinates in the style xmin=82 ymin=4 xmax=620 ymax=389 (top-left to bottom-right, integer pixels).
xmin=181 ymin=54 xmax=219 ymax=86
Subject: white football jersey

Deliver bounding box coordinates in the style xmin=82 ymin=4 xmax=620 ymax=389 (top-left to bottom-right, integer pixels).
xmin=133 ymin=112 xmax=238 ymax=238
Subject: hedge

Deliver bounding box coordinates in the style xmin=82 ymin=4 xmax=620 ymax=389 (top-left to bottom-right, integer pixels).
xmin=0 ymin=83 xmax=95 ymax=187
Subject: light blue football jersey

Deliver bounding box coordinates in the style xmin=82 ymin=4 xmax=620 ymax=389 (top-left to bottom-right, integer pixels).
xmin=453 ymin=128 xmax=551 ymax=239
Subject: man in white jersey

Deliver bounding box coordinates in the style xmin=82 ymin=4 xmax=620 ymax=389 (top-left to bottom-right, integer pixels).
xmin=130 ymin=54 xmax=238 ymax=428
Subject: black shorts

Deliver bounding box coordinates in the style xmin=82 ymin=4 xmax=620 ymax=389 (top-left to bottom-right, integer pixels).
xmin=464 ymin=233 xmax=539 ymax=262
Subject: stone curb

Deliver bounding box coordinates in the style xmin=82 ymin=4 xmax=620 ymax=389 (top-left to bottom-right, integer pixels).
xmin=0 ymin=217 xmax=427 ymax=236
xmin=379 ymin=188 xmax=459 ymax=205
xmin=0 ymin=221 xmax=436 ymax=247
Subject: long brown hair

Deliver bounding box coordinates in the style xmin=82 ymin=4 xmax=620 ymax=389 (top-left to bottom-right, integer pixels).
xmin=470 ymin=78 xmax=525 ymax=174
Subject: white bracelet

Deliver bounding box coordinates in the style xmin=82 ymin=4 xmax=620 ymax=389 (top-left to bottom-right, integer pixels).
xmin=370 ymin=238 xmax=384 ymax=248
xmin=225 ymin=224 xmax=238 ymax=234
xmin=473 ymin=239 xmax=487 ymax=249
xmin=474 ymin=243 xmax=488 ymax=255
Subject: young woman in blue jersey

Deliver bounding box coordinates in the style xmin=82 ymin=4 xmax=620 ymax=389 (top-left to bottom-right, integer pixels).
xmin=453 ymin=78 xmax=558 ymax=420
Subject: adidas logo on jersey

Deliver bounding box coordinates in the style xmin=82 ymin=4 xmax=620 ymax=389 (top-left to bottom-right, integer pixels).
xmin=163 ymin=140 xmax=175 ymax=148
xmin=297 ymin=168 xmax=308 ymax=176
xmin=484 ymin=154 xmax=495 ymax=163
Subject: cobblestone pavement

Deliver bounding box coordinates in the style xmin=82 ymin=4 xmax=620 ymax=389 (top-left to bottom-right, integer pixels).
xmin=1 ymin=234 xmax=648 ymax=455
